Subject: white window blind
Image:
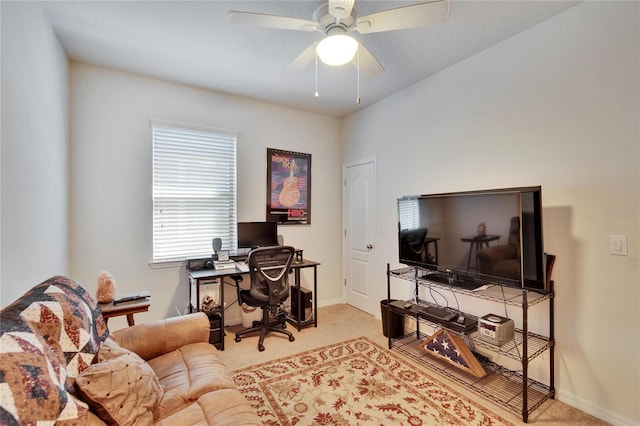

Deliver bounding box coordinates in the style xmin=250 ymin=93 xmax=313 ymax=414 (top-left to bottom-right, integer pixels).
xmin=152 ymin=119 xmax=238 ymax=262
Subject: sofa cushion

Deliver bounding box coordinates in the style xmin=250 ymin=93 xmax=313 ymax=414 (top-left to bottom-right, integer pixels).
xmin=0 ymin=276 xmax=108 ymax=424
xmin=147 ymin=342 xmax=237 ymax=420
xmin=75 ymin=338 xmax=163 ymax=425
xmin=153 ymin=389 xmax=263 ymax=426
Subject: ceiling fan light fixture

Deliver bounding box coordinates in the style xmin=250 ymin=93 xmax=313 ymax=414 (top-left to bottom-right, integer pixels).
xmin=316 ymin=34 xmax=358 ymax=66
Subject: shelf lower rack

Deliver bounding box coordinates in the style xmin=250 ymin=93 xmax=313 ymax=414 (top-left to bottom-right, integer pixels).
xmin=470 ymin=329 xmax=553 ymax=363
xmin=390 ymin=301 xmax=553 ymax=363
xmin=391 ymin=333 xmax=554 ymax=419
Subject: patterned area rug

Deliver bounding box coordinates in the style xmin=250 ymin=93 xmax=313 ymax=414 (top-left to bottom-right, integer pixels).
xmin=232 ymin=336 xmax=514 ymax=425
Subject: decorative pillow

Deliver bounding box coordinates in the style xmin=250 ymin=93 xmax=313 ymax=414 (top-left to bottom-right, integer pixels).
xmin=97 ymin=336 xmax=133 ymax=361
xmin=75 ymin=339 xmax=163 ymax=425
xmin=16 ymin=276 xmax=110 ymax=390
xmin=0 ymin=327 xmax=89 ymax=424
xmin=0 ymin=276 xmax=104 ymax=424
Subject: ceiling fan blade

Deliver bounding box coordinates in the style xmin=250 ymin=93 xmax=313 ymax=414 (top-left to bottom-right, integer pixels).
xmin=352 ymin=43 xmax=384 ymax=78
xmin=328 ymin=0 xmax=355 ymax=23
xmin=287 ymin=42 xmax=319 ymax=73
xmin=356 ymin=0 xmax=450 ymax=34
xmin=227 ymin=11 xmax=319 ymax=32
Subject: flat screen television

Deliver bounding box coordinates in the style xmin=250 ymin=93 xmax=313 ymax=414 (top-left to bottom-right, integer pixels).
xmin=237 ymin=221 xmax=279 ymax=249
xmin=397 ymin=186 xmax=548 ymax=293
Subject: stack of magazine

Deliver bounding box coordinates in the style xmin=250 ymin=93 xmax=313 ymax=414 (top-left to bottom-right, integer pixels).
xmin=113 ymin=290 xmax=150 ymax=305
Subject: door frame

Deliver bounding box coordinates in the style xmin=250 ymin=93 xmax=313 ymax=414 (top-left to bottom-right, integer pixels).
xmin=342 ymin=157 xmax=378 ymax=315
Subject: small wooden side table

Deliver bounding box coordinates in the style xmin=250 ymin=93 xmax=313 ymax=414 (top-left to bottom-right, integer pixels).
xmin=460 ymin=234 xmax=501 ymax=270
xmin=99 ymin=298 xmax=150 ymax=326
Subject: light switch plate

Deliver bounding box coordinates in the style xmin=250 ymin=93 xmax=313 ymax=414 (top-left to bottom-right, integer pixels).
xmin=609 ymin=235 xmax=628 ymax=256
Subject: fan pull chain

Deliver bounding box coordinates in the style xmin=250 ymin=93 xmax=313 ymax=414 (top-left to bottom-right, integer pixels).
xmin=356 ymin=48 xmax=361 ymax=104
xmin=314 ymin=53 xmax=319 ymax=98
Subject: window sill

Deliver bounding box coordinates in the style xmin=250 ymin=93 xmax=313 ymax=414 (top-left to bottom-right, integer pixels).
xmin=148 ymin=259 xmax=185 ymax=269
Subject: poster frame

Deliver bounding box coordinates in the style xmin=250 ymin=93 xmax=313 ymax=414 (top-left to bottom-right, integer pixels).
xmin=266 ymin=148 xmax=311 ymax=225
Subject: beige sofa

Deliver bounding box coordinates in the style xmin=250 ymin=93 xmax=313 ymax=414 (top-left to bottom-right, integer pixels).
xmin=0 ymin=276 xmax=261 ymax=425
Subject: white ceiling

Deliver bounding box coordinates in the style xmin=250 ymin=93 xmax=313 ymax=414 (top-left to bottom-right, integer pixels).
xmin=41 ymin=0 xmax=580 ymax=117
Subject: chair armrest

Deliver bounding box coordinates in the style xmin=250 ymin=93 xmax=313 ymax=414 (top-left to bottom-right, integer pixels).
xmin=110 ymin=312 xmax=210 ymax=361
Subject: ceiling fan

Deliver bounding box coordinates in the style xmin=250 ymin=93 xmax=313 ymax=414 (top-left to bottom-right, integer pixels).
xmin=227 ymin=0 xmax=450 ymax=78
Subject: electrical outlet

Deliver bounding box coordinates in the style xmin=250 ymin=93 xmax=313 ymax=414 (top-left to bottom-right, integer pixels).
xmin=609 ymin=235 xmax=628 ymax=256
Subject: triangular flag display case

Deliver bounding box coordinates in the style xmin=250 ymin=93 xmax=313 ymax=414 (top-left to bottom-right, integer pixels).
xmin=420 ymin=329 xmax=486 ymax=378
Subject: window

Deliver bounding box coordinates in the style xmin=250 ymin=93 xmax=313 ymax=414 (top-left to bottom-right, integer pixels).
xmin=152 ymin=119 xmax=238 ymax=262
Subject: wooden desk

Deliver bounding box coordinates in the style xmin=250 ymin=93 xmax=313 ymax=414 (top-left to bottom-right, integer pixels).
xmin=287 ymin=259 xmax=320 ymax=331
xmin=99 ymin=298 xmax=150 ymax=326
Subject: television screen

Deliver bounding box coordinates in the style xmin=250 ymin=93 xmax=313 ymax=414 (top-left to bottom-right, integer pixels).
xmin=397 ymin=187 xmax=547 ymax=293
xmin=237 ymin=221 xmax=279 ymax=249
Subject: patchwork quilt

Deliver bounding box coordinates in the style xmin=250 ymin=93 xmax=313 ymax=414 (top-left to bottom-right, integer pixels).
xmin=0 ymin=276 xmax=109 ymax=424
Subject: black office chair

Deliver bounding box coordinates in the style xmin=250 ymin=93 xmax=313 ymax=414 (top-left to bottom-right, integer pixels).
xmin=234 ymin=245 xmax=295 ymax=351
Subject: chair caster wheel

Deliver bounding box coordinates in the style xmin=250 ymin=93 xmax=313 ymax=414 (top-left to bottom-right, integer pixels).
xmin=235 ymin=336 xmax=241 ymax=342
xmin=258 ymin=345 xmax=265 ymax=352
xmin=289 ymin=335 xmax=295 ymax=342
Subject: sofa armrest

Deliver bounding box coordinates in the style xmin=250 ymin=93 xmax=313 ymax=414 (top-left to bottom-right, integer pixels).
xmin=110 ymin=312 xmax=210 ymax=361
xmin=86 ymin=410 xmax=108 ymax=426
xmin=477 ymin=245 xmax=518 ymax=274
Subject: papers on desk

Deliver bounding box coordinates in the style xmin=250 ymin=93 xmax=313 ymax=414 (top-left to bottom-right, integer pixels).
xmin=214 ymin=260 xmax=236 ymax=270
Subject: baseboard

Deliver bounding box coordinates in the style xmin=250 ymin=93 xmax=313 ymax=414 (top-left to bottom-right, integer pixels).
xmin=556 ymin=389 xmax=636 ymax=426
xmin=224 ymin=299 xmax=345 ymax=327
xmin=316 ymin=298 xmax=345 ymax=308
xmin=225 ymin=317 xmax=242 ymax=326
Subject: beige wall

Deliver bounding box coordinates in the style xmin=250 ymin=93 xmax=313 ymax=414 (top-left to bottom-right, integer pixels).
xmin=342 ymin=2 xmax=639 ymax=424
xmin=0 ymin=2 xmax=70 ymax=306
xmin=68 ymin=64 xmax=343 ymax=329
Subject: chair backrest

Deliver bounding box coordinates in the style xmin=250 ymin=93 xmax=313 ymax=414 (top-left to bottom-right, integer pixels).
xmin=247 ymin=246 xmax=295 ymax=306
xmin=507 ymin=216 xmax=520 ymax=256
xmin=400 ymin=227 xmax=428 ymax=253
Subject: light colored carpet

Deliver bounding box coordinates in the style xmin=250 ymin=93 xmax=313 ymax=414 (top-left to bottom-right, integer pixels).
xmin=232 ymin=336 xmax=515 ymax=425
xmin=220 ymin=304 xmax=608 ymax=425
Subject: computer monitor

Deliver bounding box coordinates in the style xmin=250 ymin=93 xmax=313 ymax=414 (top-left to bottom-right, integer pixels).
xmin=237 ymin=221 xmax=279 ymax=249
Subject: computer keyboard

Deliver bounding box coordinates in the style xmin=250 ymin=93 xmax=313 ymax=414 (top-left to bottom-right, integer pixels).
xmin=236 ymin=262 xmax=249 ymax=273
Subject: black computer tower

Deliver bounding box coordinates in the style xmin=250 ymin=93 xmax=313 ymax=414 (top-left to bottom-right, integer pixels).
xmin=205 ymin=311 xmax=222 ymax=348
xmin=290 ymin=286 xmax=312 ymax=321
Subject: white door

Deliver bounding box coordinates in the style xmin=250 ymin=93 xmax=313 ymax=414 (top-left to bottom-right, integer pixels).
xmin=343 ymin=159 xmax=376 ymax=314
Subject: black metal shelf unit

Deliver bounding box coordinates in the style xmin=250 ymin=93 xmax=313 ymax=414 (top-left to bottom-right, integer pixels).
xmin=387 ymin=265 xmax=555 ymax=423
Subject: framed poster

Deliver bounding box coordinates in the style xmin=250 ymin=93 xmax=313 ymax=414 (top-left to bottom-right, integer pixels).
xmin=267 ymin=148 xmax=311 ymax=225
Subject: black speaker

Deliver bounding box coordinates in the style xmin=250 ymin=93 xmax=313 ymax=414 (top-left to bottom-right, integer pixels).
xmin=212 ymin=237 xmax=222 ymax=253
xmin=290 ymin=287 xmax=312 ymax=321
